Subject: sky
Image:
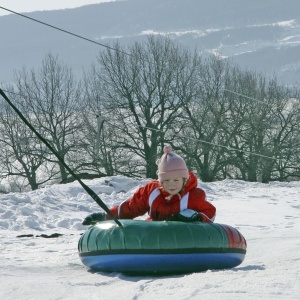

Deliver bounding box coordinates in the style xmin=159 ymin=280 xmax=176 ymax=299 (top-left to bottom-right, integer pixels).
xmin=1 ymin=175 xmax=299 ymax=299
xmin=0 ymin=0 xmax=117 ymax=16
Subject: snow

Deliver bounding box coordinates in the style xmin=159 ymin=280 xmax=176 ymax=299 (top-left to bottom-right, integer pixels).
xmin=1 ymin=176 xmax=300 ymax=299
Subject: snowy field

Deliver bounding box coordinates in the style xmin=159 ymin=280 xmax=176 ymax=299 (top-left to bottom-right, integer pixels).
xmin=1 ymin=176 xmax=299 ymax=299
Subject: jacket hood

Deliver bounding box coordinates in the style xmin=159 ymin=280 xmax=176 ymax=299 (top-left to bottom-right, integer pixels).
xmin=183 ymin=171 xmax=198 ymax=193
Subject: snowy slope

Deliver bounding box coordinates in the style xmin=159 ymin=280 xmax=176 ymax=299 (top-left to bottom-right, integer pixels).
xmin=1 ymin=176 xmax=299 ymax=299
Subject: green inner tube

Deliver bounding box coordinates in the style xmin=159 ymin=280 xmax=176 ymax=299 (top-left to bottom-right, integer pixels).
xmin=78 ymin=220 xmax=246 ymax=254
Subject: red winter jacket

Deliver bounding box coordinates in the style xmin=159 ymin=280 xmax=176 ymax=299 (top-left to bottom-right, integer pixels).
xmin=107 ymin=172 xmax=216 ymax=222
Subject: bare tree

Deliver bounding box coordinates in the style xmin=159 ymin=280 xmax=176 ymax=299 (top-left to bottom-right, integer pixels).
xmin=0 ymin=94 xmax=58 ymax=190
xmin=80 ymin=66 xmax=136 ymax=178
xmin=85 ymin=36 xmax=200 ymax=178
xmin=14 ymin=53 xmax=85 ymax=182
xmin=224 ymin=71 xmax=300 ymax=183
xmin=175 ymin=56 xmax=234 ymax=181
xmin=262 ymin=86 xmax=300 ymax=182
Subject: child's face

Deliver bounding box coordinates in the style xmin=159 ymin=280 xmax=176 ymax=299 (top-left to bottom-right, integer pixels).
xmin=162 ymin=178 xmax=185 ymax=195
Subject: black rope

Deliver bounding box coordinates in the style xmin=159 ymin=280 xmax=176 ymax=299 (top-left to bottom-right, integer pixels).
xmin=0 ymin=6 xmax=132 ymax=57
xmin=0 ymin=88 xmax=123 ymax=227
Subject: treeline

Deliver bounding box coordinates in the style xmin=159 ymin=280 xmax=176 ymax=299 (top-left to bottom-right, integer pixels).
xmin=0 ymin=36 xmax=299 ymax=191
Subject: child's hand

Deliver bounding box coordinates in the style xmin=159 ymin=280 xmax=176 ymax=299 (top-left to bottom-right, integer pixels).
xmin=177 ymin=209 xmax=201 ymax=222
xmin=82 ymin=212 xmax=106 ymax=225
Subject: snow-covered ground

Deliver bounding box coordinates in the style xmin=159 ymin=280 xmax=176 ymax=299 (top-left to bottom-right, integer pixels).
xmin=1 ymin=176 xmax=299 ymax=299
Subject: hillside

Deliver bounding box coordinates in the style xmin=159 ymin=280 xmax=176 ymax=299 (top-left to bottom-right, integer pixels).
xmin=1 ymin=176 xmax=299 ymax=299
xmin=1 ymin=0 xmax=300 ymax=85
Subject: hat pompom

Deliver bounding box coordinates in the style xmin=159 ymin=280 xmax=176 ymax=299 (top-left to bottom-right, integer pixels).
xmin=163 ymin=145 xmax=172 ymax=154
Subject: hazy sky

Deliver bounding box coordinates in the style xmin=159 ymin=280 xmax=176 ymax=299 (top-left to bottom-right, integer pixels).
xmin=0 ymin=0 xmax=117 ymax=16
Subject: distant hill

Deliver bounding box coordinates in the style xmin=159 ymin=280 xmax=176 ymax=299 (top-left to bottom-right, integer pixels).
xmin=1 ymin=0 xmax=300 ymax=85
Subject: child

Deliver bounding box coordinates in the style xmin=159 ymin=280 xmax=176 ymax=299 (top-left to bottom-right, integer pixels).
xmin=82 ymin=145 xmax=216 ymax=225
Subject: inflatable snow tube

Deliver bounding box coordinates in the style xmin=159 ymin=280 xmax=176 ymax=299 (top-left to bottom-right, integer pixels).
xmin=78 ymin=220 xmax=247 ymax=274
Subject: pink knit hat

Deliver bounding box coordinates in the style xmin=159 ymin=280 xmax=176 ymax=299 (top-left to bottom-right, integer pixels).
xmin=156 ymin=145 xmax=189 ymax=183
